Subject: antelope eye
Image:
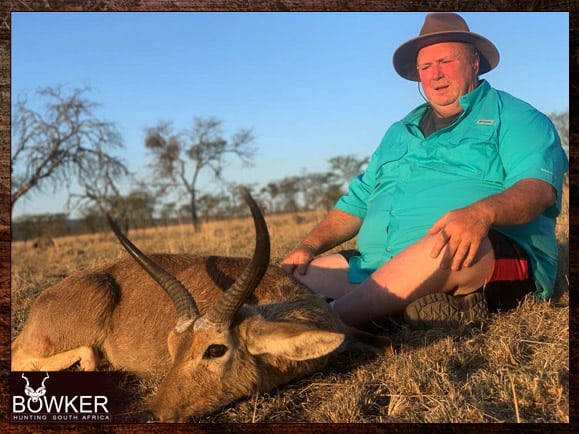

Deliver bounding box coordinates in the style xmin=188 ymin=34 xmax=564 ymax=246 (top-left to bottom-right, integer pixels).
xmin=203 ymin=344 xmax=228 ymax=359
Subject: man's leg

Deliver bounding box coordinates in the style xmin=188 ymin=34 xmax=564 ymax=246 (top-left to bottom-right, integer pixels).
xmin=293 ymin=253 xmax=359 ymax=300
xmin=334 ymin=233 xmax=493 ymax=328
xmin=293 ymin=233 xmax=494 ymax=329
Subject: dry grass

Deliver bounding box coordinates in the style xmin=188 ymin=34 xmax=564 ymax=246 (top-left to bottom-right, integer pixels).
xmin=11 ymin=187 xmax=568 ymax=423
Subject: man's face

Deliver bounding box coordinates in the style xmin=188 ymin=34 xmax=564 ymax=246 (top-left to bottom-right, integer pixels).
xmin=417 ymin=42 xmax=480 ymax=117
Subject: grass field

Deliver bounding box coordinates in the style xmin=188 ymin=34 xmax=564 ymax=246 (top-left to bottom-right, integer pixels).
xmin=11 ymin=183 xmax=568 ymax=423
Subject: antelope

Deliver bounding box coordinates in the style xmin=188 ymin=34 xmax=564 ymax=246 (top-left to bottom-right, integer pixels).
xmin=11 ymin=187 xmax=390 ymax=422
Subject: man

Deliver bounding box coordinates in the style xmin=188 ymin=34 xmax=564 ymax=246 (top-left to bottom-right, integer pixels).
xmin=281 ymin=13 xmax=568 ymax=330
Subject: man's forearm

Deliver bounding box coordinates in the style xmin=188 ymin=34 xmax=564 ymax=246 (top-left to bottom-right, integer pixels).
xmin=473 ymin=178 xmax=556 ymax=227
xmin=300 ymin=209 xmax=362 ymax=255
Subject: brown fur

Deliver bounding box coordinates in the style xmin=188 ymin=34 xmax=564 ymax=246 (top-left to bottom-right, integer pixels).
xmin=12 ymin=252 xmax=391 ymax=421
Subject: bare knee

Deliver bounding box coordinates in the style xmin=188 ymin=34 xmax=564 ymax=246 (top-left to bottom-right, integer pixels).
xmin=450 ymin=237 xmax=494 ymax=296
xmin=415 ymin=233 xmax=494 ymax=295
xmin=365 ymin=234 xmax=494 ymax=301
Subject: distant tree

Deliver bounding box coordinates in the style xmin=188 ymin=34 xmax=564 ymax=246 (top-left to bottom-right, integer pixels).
xmin=43 ymin=212 xmax=69 ymax=238
xmin=69 ymin=149 xmax=129 ymax=220
xmin=549 ymin=110 xmax=569 ymax=156
xmin=11 ymin=86 xmax=129 ymax=214
xmin=276 ymin=176 xmax=302 ymax=213
xmin=302 ymin=172 xmax=342 ymax=211
xmin=13 ymin=212 xmax=69 ymax=241
xmin=76 ymin=188 xmax=156 ymax=234
xmin=197 ymin=193 xmax=229 ymax=220
xmin=125 ymin=189 xmax=156 ymax=229
xmin=145 ymin=117 xmax=256 ymax=232
xmin=12 ymin=215 xmax=37 ymax=241
xmin=177 ymin=204 xmax=193 ymax=222
xmin=226 ymin=185 xmax=261 ymax=217
xmin=259 ymin=182 xmax=280 ymax=213
xmin=263 ymin=155 xmax=368 ymax=213
xmin=79 ymin=205 xmax=105 ymax=234
xmin=317 ymin=154 xmax=369 ymax=209
xmin=327 ymin=154 xmax=369 ymax=186
xmin=159 ymin=202 xmax=177 ymax=226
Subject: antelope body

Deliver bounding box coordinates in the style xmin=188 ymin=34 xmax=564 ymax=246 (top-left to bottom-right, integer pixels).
xmin=12 ymin=188 xmax=389 ymax=422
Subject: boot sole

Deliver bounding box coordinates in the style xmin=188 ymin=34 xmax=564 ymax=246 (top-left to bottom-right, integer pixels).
xmin=404 ymin=292 xmax=488 ymax=331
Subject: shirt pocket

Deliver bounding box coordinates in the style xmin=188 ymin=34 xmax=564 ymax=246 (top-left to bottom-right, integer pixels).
xmin=372 ymin=141 xmax=408 ymax=187
xmin=429 ymin=125 xmax=503 ymax=182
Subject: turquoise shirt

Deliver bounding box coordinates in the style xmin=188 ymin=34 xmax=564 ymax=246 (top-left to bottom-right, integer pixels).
xmin=335 ymin=80 xmax=568 ymax=299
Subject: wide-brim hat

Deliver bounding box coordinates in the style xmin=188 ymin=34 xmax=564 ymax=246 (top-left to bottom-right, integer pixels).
xmin=393 ymin=13 xmax=500 ymax=81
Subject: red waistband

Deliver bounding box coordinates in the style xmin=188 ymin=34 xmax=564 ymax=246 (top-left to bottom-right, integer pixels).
xmin=487 ymin=257 xmax=529 ymax=283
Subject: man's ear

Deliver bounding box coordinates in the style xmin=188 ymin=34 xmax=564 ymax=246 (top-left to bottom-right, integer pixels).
xmin=472 ymin=50 xmax=480 ymax=75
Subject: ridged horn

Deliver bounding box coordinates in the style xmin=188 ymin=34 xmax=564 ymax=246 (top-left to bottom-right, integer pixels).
xmin=202 ymin=186 xmax=270 ymax=329
xmin=107 ymin=215 xmax=200 ymax=332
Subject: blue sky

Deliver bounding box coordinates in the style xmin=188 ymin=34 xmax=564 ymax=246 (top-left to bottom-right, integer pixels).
xmin=11 ymin=12 xmax=569 ymax=218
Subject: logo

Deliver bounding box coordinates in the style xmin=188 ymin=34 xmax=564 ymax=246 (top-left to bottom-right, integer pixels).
xmin=22 ymin=372 xmax=50 ymax=403
xmin=476 ymin=119 xmax=494 ymax=125
xmin=11 ymin=372 xmax=112 ymax=423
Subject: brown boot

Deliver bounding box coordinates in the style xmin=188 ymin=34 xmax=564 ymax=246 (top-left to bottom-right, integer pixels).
xmin=404 ymin=292 xmax=489 ymax=331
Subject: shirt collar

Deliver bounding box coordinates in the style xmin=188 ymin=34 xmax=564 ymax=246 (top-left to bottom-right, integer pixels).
xmin=458 ymin=79 xmax=490 ymax=112
xmin=402 ymin=79 xmax=491 ymax=126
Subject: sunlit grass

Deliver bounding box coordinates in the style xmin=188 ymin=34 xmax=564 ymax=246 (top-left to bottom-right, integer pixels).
xmin=11 ymin=181 xmax=568 ymax=423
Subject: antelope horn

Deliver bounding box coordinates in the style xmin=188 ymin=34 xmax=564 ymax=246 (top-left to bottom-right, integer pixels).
xmin=201 ymin=186 xmax=270 ymax=329
xmin=107 ymin=215 xmax=200 ymax=332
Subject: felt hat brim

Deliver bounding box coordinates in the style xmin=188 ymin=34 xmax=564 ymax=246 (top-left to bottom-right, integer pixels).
xmin=393 ymin=13 xmax=500 ymax=81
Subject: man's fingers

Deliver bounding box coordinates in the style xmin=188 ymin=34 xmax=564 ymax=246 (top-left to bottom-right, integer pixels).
xmin=281 ymin=246 xmax=313 ymax=276
xmin=428 ymin=218 xmax=446 ymax=235
xmin=462 ymin=240 xmax=480 ymax=268
xmin=280 ymin=262 xmax=295 ymax=274
xmin=430 ymin=229 xmax=449 ymax=259
xmin=295 ymin=262 xmax=309 ymax=275
xmin=450 ymin=242 xmax=471 ymax=271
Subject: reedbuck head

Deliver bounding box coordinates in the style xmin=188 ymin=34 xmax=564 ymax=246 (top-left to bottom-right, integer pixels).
xmin=108 ymin=187 xmax=346 ymax=422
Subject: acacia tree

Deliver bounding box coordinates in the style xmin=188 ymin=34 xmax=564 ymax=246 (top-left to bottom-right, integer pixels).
xmin=77 ymin=187 xmax=156 ymax=235
xmin=305 ymin=154 xmax=369 ymax=210
xmin=124 ymin=188 xmax=157 ymax=229
xmin=145 ymin=117 xmax=256 ymax=232
xmin=11 ymin=86 xmax=128 ymax=215
xmin=328 ymin=154 xmax=369 ymax=185
xmin=261 ymin=154 xmax=369 ymax=213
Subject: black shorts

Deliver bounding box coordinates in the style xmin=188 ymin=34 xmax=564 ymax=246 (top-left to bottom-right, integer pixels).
xmin=481 ymin=230 xmax=536 ymax=311
xmin=338 ymin=230 xmax=535 ymax=312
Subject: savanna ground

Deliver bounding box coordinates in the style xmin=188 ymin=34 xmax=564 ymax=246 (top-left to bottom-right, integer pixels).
xmin=11 ymin=180 xmax=569 ymax=424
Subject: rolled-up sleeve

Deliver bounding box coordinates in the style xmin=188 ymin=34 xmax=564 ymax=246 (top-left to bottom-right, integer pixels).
xmin=334 ymin=147 xmax=381 ymax=219
xmin=498 ymin=96 xmax=568 ymax=217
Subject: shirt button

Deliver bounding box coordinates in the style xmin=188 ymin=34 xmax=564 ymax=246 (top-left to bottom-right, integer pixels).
xmin=386 ymin=246 xmax=392 ymax=252
xmin=390 ymin=210 xmax=395 ymax=215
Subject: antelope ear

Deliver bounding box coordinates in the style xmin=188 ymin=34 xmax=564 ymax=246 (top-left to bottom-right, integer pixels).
xmin=167 ymin=329 xmax=193 ymax=362
xmin=245 ymin=320 xmax=345 ymax=360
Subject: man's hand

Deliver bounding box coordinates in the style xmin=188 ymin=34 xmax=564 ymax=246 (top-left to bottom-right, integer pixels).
xmin=427 ymin=203 xmax=493 ymax=271
xmin=281 ymin=209 xmax=362 ymax=276
xmin=428 ymin=179 xmax=556 ymax=271
xmin=281 ymin=243 xmax=317 ymax=276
